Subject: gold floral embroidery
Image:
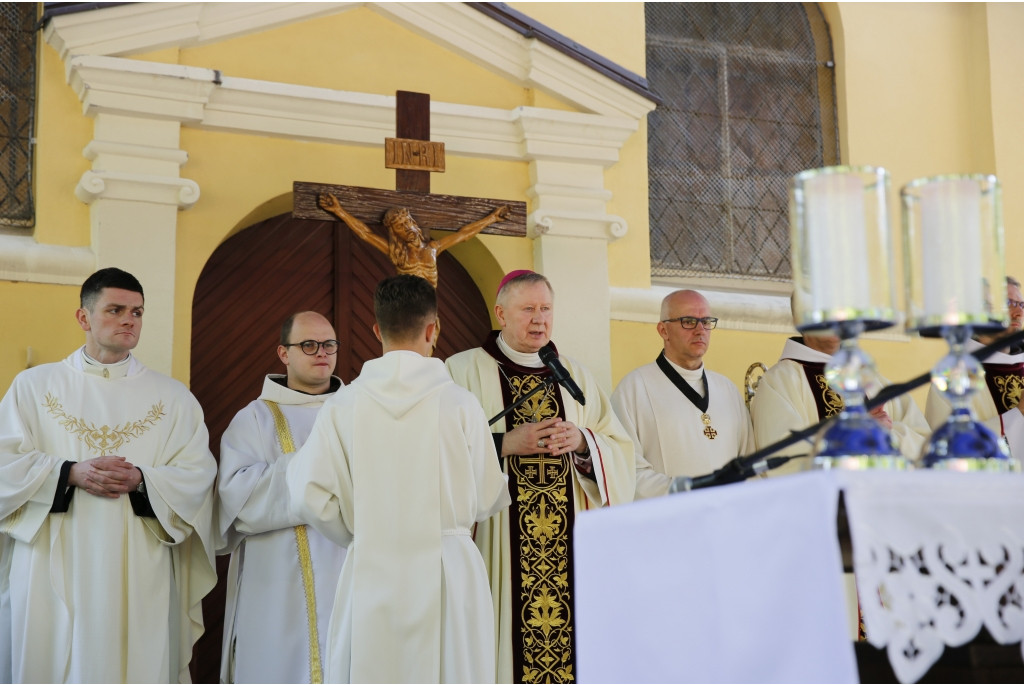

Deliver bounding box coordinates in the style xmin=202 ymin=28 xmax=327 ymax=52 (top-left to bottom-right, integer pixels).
xmin=508 ymin=371 xmax=574 ymax=684
xmin=815 ymin=374 xmax=844 ymax=417
xmin=43 ymin=393 xmax=165 ymax=455
xmin=994 ymin=375 xmax=1024 ymax=412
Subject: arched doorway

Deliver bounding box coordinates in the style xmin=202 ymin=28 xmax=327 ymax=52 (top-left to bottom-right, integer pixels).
xmin=189 ymin=211 xmax=492 ymax=681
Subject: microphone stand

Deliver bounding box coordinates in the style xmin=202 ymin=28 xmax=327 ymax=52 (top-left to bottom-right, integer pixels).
xmin=488 ymin=378 xmax=555 ymax=426
xmin=672 ymin=328 xmax=1024 ymax=492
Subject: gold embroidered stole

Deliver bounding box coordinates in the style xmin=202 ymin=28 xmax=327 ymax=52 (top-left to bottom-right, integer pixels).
xmin=492 ymin=353 xmax=578 ymax=684
xmin=264 ymin=400 xmax=323 ymax=685
xmin=785 ymin=359 xmax=844 ymax=419
xmin=983 ymin=362 xmax=1024 ymax=413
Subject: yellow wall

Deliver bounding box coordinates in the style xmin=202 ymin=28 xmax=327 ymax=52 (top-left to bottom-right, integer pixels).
xmin=0 ymin=283 xmax=82 ymax=386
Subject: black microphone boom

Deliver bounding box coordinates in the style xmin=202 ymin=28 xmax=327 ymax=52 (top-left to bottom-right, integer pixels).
xmin=539 ymin=344 xmax=586 ymax=405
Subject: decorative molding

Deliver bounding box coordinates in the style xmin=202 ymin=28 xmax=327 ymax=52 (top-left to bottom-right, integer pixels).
xmin=75 ymin=170 xmax=201 ymax=209
xmin=372 ymin=3 xmax=656 ymax=119
xmin=528 ymin=210 xmax=627 ymax=241
xmin=83 ymin=140 xmax=189 ymax=167
xmin=44 ymin=2 xmax=657 ymax=120
xmin=611 ymin=285 xmax=912 ymax=340
xmin=611 ymin=286 xmax=795 ymax=334
xmin=67 ymin=56 xmax=219 ymax=123
xmin=64 ymin=56 xmax=637 ymax=167
xmin=44 ymin=3 xmax=356 ymax=61
xmin=0 ymin=234 xmax=95 ymax=285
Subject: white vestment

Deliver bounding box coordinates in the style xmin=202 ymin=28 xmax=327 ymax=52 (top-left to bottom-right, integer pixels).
xmin=750 ymin=338 xmax=931 ymax=474
xmin=217 ymin=375 xmax=347 ymax=683
xmin=287 ymin=351 xmax=510 ymax=683
xmin=445 ymin=339 xmax=635 ymax=684
xmin=0 ymin=348 xmax=217 ymax=683
xmin=612 ymin=358 xmax=755 ymax=499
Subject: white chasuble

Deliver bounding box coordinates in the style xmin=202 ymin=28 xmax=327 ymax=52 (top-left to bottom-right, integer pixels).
xmin=611 ymin=357 xmax=755 ymax=500
xmin=287 ymin=351 xmax=509 ymax=683
xmin=0 ymin=348 xmax=217 ymax=683
xmin=445 ymin=334 xmax=634 ymax=684
xmin=217 ymin=375 xmax=347 ymax=683
xmin=751 ymin=337 xmax=930 ymax=474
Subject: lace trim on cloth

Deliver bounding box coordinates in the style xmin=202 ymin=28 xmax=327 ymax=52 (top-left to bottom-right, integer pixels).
xmin=841 ymin=471 xmax=1024 ymax=684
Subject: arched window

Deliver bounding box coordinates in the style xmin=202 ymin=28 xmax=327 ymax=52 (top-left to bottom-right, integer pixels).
xmin=646 ymin=3 xmax=837 ymax=284
xmin=1 ymin=2 xmax=37 ymax=228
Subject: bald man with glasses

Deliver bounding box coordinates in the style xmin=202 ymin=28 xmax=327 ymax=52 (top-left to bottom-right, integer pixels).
xmin=612 ymin=289 xmax=754 ymax=499
xmin=216 ymin=311 xmax=347 ymax=683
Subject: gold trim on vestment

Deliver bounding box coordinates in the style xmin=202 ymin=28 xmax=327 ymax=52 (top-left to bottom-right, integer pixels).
xmin=813 ymin=374 xmax=844 ymax=417
xmin=994 ymin=375 xmax=1024 ymax=412
xmin=264 ymin=400 xmax=323 ymax=685
xmin=43 ymin=393 xmax=165 ymax=455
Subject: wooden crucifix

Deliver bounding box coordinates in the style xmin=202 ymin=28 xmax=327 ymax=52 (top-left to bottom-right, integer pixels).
xmin=293 ymin=91 xmax=526 ymax=287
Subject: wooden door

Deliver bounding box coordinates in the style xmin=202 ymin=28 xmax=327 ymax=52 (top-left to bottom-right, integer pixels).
xmin=189 ymin=212 xmax=492 ymax=681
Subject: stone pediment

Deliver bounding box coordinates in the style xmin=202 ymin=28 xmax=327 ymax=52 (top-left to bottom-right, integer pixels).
xmin=43 ymin=2 xmax=657 ymax=120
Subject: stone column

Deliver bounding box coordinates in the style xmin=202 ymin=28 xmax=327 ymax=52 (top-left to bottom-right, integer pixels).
xmin=75 ymin=113 xmax=199 ymax=374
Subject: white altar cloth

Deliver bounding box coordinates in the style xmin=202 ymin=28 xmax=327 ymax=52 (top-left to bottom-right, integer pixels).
xmin=574 ymin=471 xmax=856 ymax=683
xmin=575 ymin=469 xmax=1024 ymax=684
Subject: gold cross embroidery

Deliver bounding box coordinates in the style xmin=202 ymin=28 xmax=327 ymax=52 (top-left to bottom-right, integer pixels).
xmin=519 ymin=453 xmax=562 ymax=485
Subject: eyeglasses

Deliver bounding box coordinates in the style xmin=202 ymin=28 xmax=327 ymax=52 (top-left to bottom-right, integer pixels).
xmin=662 ymin=316 xmax=718 ymax=330
xmin=1008 ymin=299 xmax=1024 ymax=310
xmin=283 ymin=339 xmax=339 ymax=355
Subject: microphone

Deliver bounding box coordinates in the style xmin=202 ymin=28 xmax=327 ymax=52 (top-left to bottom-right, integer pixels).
xmin=539 ymin=344 xmax=586 ymax=406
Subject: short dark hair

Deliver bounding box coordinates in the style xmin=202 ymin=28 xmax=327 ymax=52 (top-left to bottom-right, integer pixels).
xmin=374 ymin=275 xmax=437 ymax=342
xmin=280 ymin=312 xmax=299 ymax=346
xmin=80 ymin=268 xmax=144 ymax=311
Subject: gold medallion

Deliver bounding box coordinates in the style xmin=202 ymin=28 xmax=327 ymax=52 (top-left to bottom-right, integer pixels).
xmin=701 ymin=412 xmax=717 ymax=440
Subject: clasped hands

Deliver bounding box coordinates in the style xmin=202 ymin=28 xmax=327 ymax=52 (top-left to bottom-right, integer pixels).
xmin=68 ymin=456 xmax=143 ymax=499
xmin=501 ymin=418 xmax=585 ymax=458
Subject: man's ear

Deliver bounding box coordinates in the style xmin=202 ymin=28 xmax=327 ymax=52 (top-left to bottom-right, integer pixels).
xmin=494 ymin=303 xmax=506 ymax=328
xmin=276 ymin=345 xmax=290 ymax=366
xmin=426 ymin=319 xmax=440 ymax=345
xmin=372 ymin=323 xmax=383 ymax=344
xmin=75 ymin=308 xmax=90 ymax=332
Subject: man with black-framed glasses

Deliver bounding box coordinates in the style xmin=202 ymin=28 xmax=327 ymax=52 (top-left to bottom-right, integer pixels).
xmin=612 ymin=289 xmax=754 ymax=499
xmin=216 ymin=311 xmax=347 ymax=683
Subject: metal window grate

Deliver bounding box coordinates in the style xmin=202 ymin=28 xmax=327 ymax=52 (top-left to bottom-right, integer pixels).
xmin=0 ymin=2 xmax=37 ymax=227
xmin=646 ymin=3 xmax=837 ymax=281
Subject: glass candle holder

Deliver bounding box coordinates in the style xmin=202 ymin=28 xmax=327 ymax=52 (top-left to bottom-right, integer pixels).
xmin=789 ymin=166 xmax=903 ymax=470
xmin=791 ymin=166 xmax=897 ymax=332
xmin=902 ymin=174 xmax=1016 ymax=471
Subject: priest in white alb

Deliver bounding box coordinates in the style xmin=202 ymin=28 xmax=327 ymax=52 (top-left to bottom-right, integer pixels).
xmin=217 ymin=311 xmax=347 ymax=683
xmin=445 ymin=270 xmax=635 ymax=684
xmin=0 ymin=268 xmax=217 ymax=683
xmin=612 ymin=289 xmax=754 ymax=499
xmin=287 ymin=274 xmax=510 ymax=683
xmin=750 ymin=299 xmax=930 ymax=475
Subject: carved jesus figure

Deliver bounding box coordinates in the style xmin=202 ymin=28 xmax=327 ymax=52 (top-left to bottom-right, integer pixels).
xmin=319 ymin=193 xmax=511 ymax=287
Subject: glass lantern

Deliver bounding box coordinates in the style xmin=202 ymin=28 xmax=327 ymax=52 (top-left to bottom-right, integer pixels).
xmin=790 ymin=166 xmax=905 ymax=470
xmin=902 ymin=174 xmax=1017 ymax=471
